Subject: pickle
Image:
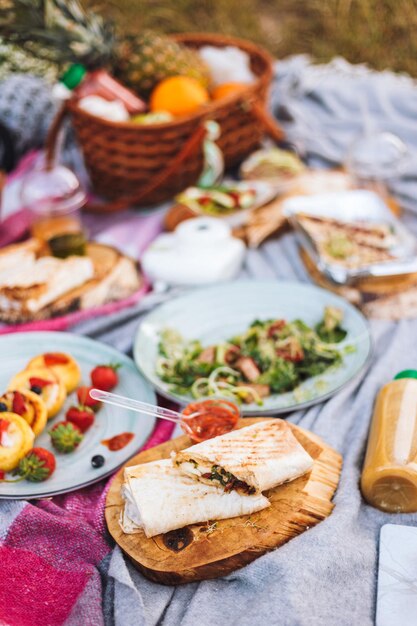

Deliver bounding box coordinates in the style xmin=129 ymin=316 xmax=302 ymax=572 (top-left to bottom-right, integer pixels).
xmin=48 ymin=232 xmax=87 ymax=258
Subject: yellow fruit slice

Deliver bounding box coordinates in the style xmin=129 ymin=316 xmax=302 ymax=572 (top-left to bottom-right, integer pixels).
xmin=8 ymin=367 xmax=67 ymax=419
xmin=0 ymin=389 xmax=48 ymax=437
xmin=0 ymin=412 xmax=35 ymax=472
xmin=150 ymin=76 xmax=209 ymax=116
xmin=26 ymin=352 xmax=81 ymax=393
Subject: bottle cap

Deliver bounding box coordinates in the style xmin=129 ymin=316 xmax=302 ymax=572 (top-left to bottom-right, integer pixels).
xmin=60 ymin=64 xmax=86 ymax=90
xmin=394 ymin=370 xmax=417 ymax=380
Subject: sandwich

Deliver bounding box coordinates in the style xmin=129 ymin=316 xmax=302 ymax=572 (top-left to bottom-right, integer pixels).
xmin=172 ymin=420 xmax=313 ymax=495
xmin=0 ymin=251 xmax=94 ymax=316
xmin=121 ymin=458 xmax=269 ymax=538
xmin=0 ymin=240 xmax=141 ymax=323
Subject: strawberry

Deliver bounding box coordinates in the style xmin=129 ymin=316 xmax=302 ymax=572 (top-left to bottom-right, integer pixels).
xmin=76 ymin=386 xmax=101 ymax=411
xmin=90 ymin=363 xmax=120 ymax=391
xmin=12 ymin=391 xmax=27 ymax=416
xmin=13 ymin=448 xmax=56 ymax=482
xmin=0 ymin=419 xmax=9 ymax=446
xmin=66 ymin=405 xmax=95 ymax=433
xmin=44 ymin=353 xmax=69 ymax=366
xmin=49 ymin=421 xmax=83 ymax=453
xmin=29 ymin=377 xmax=52 ymax=389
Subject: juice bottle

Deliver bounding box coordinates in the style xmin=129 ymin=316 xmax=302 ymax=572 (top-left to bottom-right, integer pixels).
xmin=361 ymin=370 xmax=417 ymax=513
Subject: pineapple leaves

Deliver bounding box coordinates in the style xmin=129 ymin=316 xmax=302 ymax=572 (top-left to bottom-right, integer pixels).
xmin=0 ymin=0 xmax=116 ymax=68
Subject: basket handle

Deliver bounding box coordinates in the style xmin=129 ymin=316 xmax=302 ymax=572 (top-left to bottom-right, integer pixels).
xmin=85 ymin=123 xmax=206 ymax=214
xmin=45 ymin=101 xmax=69 ymax=169
xmin=249 ymin=100 xmax=285 ymax=143
xmin=45 ymin=101 xmax=207 ymax=214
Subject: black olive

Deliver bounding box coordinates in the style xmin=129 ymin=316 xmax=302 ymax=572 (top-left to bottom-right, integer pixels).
xmin=0 ymin=402 xmax=7 ymax=412
xmin=91 ymin=454 xmax=105 ymax=469
xmin=30 ymin=385 xmax=42 ymax=395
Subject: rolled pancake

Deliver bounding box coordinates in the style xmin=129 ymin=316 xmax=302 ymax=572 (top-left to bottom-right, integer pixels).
xmin=173 ymin=419 xmax=314 ymax=494
xmin=120 ymin=458 xmax=269 ymax=538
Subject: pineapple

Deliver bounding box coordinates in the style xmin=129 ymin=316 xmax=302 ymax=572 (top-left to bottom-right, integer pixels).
xmin=115 ymin=31 xmax=209 ymax=97
xmin=0 ymin=0 xmax=209 ymax=97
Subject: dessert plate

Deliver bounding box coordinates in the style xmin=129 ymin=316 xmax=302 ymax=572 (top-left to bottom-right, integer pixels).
xmin=0 ymin=331 xmax=156 ymax=499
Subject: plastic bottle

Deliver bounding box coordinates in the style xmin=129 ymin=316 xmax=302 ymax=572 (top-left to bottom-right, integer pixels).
xmin=361 ymin=370 xmax=417 ymax=513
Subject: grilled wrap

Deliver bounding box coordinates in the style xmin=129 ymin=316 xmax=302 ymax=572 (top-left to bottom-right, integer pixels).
xmin=120 ymin=458 xmax=269 ymax=538
xmin=173 ymin=420 xmax=314 ymax=494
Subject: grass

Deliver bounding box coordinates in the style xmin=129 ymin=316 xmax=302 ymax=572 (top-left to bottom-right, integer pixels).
xmin=90 ymin=0 xmax=417 ymax=76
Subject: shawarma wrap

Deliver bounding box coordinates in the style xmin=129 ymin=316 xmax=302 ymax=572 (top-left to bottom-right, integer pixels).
xmin=121 ymin=458 xmax=269 ymax=538
xmin=172 ymin=419 xmax=313 ymax=495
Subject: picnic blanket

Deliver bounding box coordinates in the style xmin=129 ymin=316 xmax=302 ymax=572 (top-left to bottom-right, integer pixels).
xmin=2 ymin=55 xmax=417 ymax=626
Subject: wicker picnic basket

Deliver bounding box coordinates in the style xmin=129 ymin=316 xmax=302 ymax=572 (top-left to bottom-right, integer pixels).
xmin=47 ymin=33 xmax=284 ymax=212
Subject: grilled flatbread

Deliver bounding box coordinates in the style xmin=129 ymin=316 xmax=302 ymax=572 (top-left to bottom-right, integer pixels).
xmin=173 ymin=420 xmax=314 ymax=495
xmin=121 ymin=458 xmax=269 ymax=538
xmin=297 ymin=214 xmax=395 ymax=249
xmin=296 ymin=213 xmax=396 ymax=269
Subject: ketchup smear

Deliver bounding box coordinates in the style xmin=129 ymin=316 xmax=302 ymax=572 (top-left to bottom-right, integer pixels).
xmin=101 ymin=432 xmax=134 ymax=451
xmin=181 ymin=399 xmax=239 ymax=442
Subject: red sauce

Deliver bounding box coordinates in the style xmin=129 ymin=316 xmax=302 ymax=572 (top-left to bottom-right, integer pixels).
xmin=182 ymin=399 xmax=239 ymax=442
xmin=101 ymin=432 xmax=134 ymax=451
xmin=44 ymin=353 xmax=69 ymax=366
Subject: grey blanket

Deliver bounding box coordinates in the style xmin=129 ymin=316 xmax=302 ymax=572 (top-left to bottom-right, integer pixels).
xmin=73 ymin=57 xmax=417 ymax=625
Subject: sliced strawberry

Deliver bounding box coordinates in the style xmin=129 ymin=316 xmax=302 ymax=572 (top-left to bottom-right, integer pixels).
xmin=0 ymin=419 xmax=9 ymax=446
xmin=66 ymin=405 xmax=95 ymax=433
xmin=12 ymin=391 xmax=27 ymax=416
xmin=29 ymin=377 xmax=53 ymax=388
xmin=76 ymin=386 xmax=101 ymax=411
xmin=44 ymin=353 xmax=69 ymax=366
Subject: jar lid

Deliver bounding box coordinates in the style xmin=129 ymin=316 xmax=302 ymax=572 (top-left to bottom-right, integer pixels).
xmin=176 ymin=217 xmax=230 ymax=246
xmin=60 ymin=64 xmax=86 ymax=90
xmin=394 ymin=370 xmax=417 ymax=380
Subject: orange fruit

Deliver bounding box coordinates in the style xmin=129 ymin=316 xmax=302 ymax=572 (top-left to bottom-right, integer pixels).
xmin=150 ymin=76 xmax=209 ymax=116
xmin=211 ymin=82 xmax=248 ymax=100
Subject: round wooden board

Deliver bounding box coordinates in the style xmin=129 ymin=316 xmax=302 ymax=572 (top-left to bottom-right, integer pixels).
xmin=105 ymin=418 xmax=342 ymax=585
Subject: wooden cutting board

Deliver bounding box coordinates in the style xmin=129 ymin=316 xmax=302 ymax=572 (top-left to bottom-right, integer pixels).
xmin=105 ymin=418 xmax=342 ymax=585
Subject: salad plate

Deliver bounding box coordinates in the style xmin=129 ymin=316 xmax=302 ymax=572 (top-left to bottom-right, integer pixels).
xmin=173 ymin=180 xmax=276 ymax=228
xmin=134 ymin=281 xmax=372 ymax=416
xmin=0 ymin=332 xmax=156 ymax=499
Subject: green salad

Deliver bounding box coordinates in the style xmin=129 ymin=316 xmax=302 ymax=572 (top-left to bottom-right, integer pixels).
xmin=156 ymin=306 xmax=347 ymax=405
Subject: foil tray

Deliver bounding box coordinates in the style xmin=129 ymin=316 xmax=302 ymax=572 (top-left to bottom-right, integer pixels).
xmin=283 ymin=190 xmax=417 ymax=285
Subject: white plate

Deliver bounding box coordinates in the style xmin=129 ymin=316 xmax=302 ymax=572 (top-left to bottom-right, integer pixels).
xmin=0 ymin=332 xmax=156 ymax=499
xmin=134 ymin=281 xmax=372 ymax=415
